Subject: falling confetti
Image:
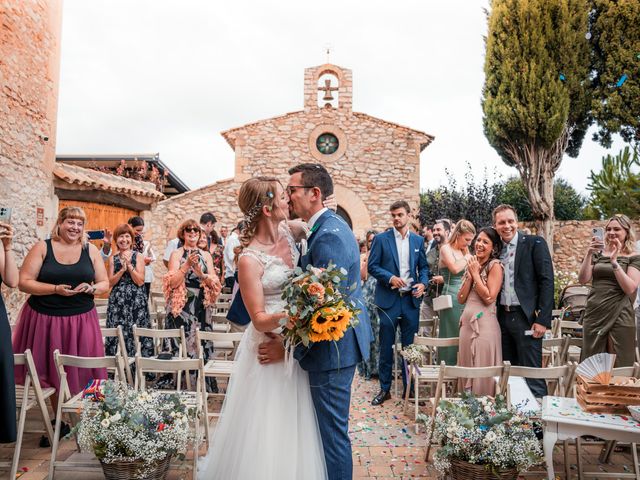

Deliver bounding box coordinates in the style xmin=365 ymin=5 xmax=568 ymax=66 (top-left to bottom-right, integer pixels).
xmin=585 ymin=32 xmax=592 ymax=40
xmin=616 ymin=74 xmax=628 ymax=87
xmin=559 ymin=73 xmax=566 ymax=82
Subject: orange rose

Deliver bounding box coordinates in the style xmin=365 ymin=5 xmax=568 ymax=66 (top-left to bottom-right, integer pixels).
xmin=307 ymin=282 xmax=326 ymax=303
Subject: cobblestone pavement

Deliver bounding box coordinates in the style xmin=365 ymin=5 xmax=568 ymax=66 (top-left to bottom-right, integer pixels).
xmin=1 ymin=373 xmax=638 ymax=479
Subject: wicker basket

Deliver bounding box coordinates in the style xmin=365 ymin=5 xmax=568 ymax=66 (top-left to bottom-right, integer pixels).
xmin=450 ymin=458 xmax=519 ymax=480
xmin=100 ymin=455 xmax=171 ymax=480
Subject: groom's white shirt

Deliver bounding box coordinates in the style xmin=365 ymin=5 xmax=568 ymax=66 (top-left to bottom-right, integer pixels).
xmin=300 ymin=207 xmax=327 ymax=257
xmin=307 ymin=207 xmax=328 ymax=231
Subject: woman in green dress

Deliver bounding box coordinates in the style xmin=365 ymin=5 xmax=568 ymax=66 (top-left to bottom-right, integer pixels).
xmin=578 ymin=214 xmax=640 ymax=367
xmin=437 ymin=219 xmax=476 ymax=365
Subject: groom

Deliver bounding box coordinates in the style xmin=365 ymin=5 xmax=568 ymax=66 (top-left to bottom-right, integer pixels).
xmin=287 ymin=163 xmax=371 ymax=480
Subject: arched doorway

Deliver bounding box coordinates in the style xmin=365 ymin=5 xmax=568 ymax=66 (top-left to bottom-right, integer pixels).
xmin=336 ymin=205 xmax=352 ymax=229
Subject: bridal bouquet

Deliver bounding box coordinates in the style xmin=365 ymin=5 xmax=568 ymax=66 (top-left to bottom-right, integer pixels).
xmin=280 ymin=262 xmax=360 ymax=347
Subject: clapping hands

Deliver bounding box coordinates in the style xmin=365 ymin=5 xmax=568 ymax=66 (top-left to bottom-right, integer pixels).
xmin=466 ymin=255 xmax=481 ymax=277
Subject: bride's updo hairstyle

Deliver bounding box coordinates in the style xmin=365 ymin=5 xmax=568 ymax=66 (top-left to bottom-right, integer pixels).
xmin=236 ymin=176 xmax=282 ymax=257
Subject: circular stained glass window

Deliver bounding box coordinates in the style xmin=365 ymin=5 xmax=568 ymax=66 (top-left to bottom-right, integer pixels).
xmin=316 ymin=133 xmax=339 ymax=155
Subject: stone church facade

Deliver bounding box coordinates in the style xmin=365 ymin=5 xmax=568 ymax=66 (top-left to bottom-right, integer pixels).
xmin=146 ymin=63 xmax=434 ymax=282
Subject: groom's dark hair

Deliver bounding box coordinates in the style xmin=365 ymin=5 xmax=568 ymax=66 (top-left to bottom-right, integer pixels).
xmin=288 ymin=163 xmax=333 ymax=200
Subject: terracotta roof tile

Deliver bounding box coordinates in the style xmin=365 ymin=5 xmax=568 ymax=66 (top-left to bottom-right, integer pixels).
xmin=53 ymin=163 xmax=165 ymax=200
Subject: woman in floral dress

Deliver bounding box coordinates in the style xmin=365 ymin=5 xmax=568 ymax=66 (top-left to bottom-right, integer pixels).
xmin=105 ymin=224 xmax=153 ymax=358
xmin=164 ymin=219 xmax=222 ymax=390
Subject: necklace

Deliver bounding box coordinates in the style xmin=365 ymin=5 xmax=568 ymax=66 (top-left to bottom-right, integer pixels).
xmin=253 ymin=236 xmax=277 ymax=247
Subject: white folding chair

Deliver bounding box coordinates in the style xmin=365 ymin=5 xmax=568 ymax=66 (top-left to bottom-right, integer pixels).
xmin=135 ymin=356 xmax=208 ymax=467
xmin=133 ymin=325 xmax=191 ymax=390
xmin=49 ymin=351 xmax=126 ymax=479
xmin=0 ymin=350 xmax=55 ymax=480
xmin=195 ymin=329 xmax=244 ymax=423
xmin=560 ymin=334 xmax=583 ymax=363
xmin=542 ymin=336 xmax=568 ymax=367
xmin=101 ymin=325 xmax=134 ymax=385
xmin=404 ymin=336 xmax=460 ymax=432
xmin=425 ymin=361 xmax=511 ymax=461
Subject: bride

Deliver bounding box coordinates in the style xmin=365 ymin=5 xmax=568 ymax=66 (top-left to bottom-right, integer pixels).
xmin=197 ymin=176 xmax=327 ymax=479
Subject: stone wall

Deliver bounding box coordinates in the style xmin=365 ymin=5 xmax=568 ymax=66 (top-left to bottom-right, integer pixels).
xmin=0 ymin=0 xmax=63 ymax=321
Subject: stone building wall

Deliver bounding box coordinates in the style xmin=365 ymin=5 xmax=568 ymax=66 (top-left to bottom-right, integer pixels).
xmin=0 ymin=0 xmax=63 ymax=320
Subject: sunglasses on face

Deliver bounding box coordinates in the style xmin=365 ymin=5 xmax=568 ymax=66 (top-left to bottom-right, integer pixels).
xmin=184 ymin=227 xmax=200 ymax=234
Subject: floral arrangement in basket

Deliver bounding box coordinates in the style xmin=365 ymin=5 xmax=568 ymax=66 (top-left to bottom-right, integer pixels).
xmin=280 ymin=262 xmax=360 ymax=346
xmin=418 ymin=392 xmax=542 ymax=476
xmin=72 ymin=380 xmax=192 ymax=468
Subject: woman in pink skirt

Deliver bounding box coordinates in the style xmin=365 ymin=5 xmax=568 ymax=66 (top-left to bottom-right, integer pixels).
xmin=456 ymin=227 xmax=504 ymax=396
xmin=13 ymin=206 xmax=109 ymax=442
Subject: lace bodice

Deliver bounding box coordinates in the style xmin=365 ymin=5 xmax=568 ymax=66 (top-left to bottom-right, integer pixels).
xmin=239 ymin=223 xmax=299 ymax=315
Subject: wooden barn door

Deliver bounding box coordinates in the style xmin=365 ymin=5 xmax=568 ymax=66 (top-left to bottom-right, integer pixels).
xmin=58 ymin=200 xmax=139 ymax=234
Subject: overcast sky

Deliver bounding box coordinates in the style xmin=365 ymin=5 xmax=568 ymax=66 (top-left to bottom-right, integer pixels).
xmin=56 ymin=0 xmax=624 ymax=195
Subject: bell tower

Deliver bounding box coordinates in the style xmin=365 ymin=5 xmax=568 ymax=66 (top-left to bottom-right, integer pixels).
xmin=303 ymin=64 xmax=352 ymax=113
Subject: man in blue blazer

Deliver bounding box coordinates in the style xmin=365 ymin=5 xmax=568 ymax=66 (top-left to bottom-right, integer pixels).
xmin=368 ymin=201 xmax=430 ymax=405
xmin=287 ymin=163 xmax=371 ymax=480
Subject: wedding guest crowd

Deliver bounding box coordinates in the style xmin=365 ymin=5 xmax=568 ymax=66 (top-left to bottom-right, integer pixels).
xmin=420 ymin=219 xmax=450 ymax=325
xmin=357 ymin=230 xmax=380 ymax=380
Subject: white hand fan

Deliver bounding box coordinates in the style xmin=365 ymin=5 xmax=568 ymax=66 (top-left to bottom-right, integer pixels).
xmin=577 ymin=353 xmax=616 ymax=385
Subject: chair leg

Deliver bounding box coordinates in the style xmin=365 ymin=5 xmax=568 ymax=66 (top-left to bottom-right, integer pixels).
xmin=563 ymin=439 xmax=571 ymax=480
xmin=49 ymin=401 xmax=65 ymax=480
xmin=631 ymin=442 xmax=639 ymax=480
xmin=576 ymin=436 xmax=583 ymax=480
xmin=414 ymin=377 xmax=420 ymax=434
xmin=11 ymin=390 xmax=30 ymax=480
xmin=403 ymin=369 xmax=412 ymax=414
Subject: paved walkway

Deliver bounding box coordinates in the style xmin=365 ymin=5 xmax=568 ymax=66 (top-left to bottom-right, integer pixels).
xmin=1 ymin=373 xmax=638 ymax=479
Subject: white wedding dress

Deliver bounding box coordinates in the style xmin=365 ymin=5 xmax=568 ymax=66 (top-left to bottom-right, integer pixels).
xmin=197 ymin=226 xmax=327 ymax=480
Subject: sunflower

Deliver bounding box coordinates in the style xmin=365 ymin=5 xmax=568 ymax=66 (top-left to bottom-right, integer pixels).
xmin=331 ymin=308 xmax=352 ymax=333
xmin=310 ymin=309 xmax=332 ymax=333
xmin=309 ymin=329 xmax=334 ymax=342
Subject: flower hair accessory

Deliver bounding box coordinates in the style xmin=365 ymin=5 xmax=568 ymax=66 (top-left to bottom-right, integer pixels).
xmin=244 ymin=192 xmax=275 ymax=224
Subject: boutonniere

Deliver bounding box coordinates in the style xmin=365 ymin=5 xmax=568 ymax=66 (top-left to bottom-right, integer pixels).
xmin=309 ymin=224 xmax=320 ymax=235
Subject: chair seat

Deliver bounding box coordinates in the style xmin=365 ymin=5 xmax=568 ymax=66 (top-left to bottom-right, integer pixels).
xmin=15 ymin=385 xmax=56 ymax=409
xmin=414 ymin=365 xmax=455 ymax=381
xmin=204 ymin=359 xmax=235 ymax=376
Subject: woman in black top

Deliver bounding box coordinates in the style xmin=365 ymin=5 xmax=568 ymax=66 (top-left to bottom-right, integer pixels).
xmin=0 ymin=221 xmax=18 ymax=443
xmin=13 ymin=207 xmax=109 ymax=413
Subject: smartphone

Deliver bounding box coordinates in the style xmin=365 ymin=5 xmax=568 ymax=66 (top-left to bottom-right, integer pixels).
xmin=87 ymin=230 xmax=105 ymax=240
xmin=0 ymin=207 xmax=12 ymax=224
xmin=592 ymin=227 xmax=604 ymax=243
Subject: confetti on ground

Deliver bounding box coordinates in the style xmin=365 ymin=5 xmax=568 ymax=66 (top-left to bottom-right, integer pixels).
xmin=559 ymin=73 xmax=566 ymax=82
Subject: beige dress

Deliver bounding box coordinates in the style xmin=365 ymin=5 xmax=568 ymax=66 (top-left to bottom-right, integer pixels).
xmin=458 ymin=259 xmax=503 ymax=396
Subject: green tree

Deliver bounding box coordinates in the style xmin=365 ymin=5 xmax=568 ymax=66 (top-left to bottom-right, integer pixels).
xmin=498 ymin=177 xmax=587 ymax=221
xmin=482 ymin=0 xmax=592 ymax=247
xmin=589 ymin=0 xmax=640 ymax=149
xmin=419 ymin=164 xmax=504 ymax=228
xmin=587 ymin=146 xmax=640 ymax=217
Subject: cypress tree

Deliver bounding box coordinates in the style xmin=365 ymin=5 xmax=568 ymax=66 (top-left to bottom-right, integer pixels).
xmin=482 ymin=0 xmax=591 ymax=246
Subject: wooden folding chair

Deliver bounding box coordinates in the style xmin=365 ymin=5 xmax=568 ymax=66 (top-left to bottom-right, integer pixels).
xmin=542 ymin=336 xmax=568 ymax=367
xmin=49 ymin=351 xmax=126 ymax=479
xmin=133 ymin=325 xmax=191 ymax=389
xmin=404 ymin=336 xmax=460 ymax=431
xmin=208 ymin=314 xmax=232 ymax=333
xmin=101 ymin=325 xmax=134 ymax=385
xmin=0 ymin=350 xmax=56 ymax=480
xmin=560 ymin=334 xmax=583 ymax=363
xmin=135 ymin=356 xmax=208 ymax=468
xmin=425 ymin=361 xmax=511 ymax=461
xmin=195 ymin=329 xmax=244 ymax=423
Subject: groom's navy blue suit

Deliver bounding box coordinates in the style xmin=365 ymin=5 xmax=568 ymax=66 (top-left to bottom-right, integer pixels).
xmin=295 ymin=209 xmax=372 ymax=480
